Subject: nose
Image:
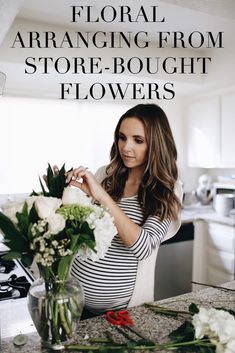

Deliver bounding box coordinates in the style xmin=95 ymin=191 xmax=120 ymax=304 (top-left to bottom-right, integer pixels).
xmin=122 ymin=139 xmax=133 ymax=152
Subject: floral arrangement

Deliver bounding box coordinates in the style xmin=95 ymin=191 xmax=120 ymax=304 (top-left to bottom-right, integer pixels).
xmin=0 ymin=164 xmax=116 ymax=275
xmin=0 ymin=164 xmax=117 ymax=348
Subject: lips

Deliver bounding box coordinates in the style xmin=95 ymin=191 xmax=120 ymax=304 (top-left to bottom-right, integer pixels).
xmin=122 ymin=154 xmax=135 ymax=160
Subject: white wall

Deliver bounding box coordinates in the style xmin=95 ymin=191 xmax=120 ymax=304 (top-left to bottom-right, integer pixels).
xmin=0 ymin=96 xmax=131 ymax=193
xmin=0 ymin=94 xmax=191 ymax=194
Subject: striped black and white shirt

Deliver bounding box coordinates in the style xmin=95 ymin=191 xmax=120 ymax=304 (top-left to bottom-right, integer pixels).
xmin=71 ymin=195 xmax=170 ymax=313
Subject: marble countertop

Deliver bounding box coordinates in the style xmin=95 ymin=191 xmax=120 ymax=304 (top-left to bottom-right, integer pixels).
xmin=1 ymin=281 xmax=235 ymax=353
xmin=181 ymin=205 xmax=235 ymax=226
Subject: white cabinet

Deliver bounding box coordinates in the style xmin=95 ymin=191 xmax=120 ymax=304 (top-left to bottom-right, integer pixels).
xmin=187 ymin=97 xmax=220 ymax=167
xmin=221 ymin=93 xmax=235 ymax=166
xmin=187 ymin=92 xmax=235 ymax=168
xmin=193 ymin=220 xmax=235 ymax=289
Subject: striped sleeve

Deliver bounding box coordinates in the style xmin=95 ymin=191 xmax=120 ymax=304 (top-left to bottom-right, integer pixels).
xmin=128 ymin=216 xmax=170 ymax=260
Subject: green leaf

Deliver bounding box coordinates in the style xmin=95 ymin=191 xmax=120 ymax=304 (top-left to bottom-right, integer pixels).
xmin=2 ymin=251 xmax=21 ymax=260
xmin=57 ymin=256 xmax=73 ymax=281
xmin=46 ymin=163 xmax=68 ymax=198
xmin=0 ymin=212 xmax=29 ymax=252
xmin=21 ymin=253 xmax=34 ymax=267
xmin=169 ymin=321 xmax=195 ymax=343
xmin=16 ymin=203 xmax=29 ymax=237
xmin=189 ymin=303 xmax=199 ymax=315
xmin=0 ymin=211 xmax=21 ymax=238
xmin=47 ymin=163 xmax=54 ymax=190
xmin=27 ymin=224 xmax=33 ymax=243
xmin=199 ymin=346 xmax=215 ymax=353
xmin=69 ymin=233 xmax=80 ymax=252
xmin=28 ymin=203 xmax=39 ymax=224
xmin=39 ymin=176 xmax=48 ymax=196
xmin=30 ymin=190 xmax=39 ymax=196
xmin=78 ymin=233 xmax=96 ymax=252
xmin=136 ymin=339 xmax=155 ymax=346
xmin=80 ymin=221 xmax=94 ymax=236
xmin=13 ymin=334 xmax=28 ymax=346
xmin=39 ymin=163 xmax=73 ymax=198
xmin=38 ymin=264 xmax=52 ymax=281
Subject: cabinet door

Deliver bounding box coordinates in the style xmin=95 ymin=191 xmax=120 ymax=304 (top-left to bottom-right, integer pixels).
xmin=192 ymin=220 xmax=208 ymax=290
xmin=221 ymin=93 xmax=235 ymax=167
xmin=207 ymin=222 xmax=235 ymax=284
xmin=187 ymin=97 xmax=220 ymax=167
xmin=193 ymin=220 xmax=235 ymax=289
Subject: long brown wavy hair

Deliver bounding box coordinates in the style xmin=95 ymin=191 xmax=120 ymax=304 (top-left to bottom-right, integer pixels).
xmin=102 ymin=104 xmax=181 ymax=222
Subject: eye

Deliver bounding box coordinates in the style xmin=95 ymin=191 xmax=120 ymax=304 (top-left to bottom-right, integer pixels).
xmin=135 ymin=138 xmax=144 ymax=144
xmin=118 ymin=133 xmax=126 ymax=141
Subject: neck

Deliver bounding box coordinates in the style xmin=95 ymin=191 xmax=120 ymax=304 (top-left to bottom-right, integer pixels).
xmin=127 ymin=166 xmax=145 ymax=184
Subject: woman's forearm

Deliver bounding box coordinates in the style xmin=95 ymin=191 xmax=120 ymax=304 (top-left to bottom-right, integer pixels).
xmin=99 ymin=192 xmax=142 ymax=246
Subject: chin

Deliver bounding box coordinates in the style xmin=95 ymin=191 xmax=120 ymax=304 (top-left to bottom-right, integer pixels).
xmin=122 ymin=159 xmax=134 ymax=166
xmin=123 ymin=162 xmax=139 ymax=169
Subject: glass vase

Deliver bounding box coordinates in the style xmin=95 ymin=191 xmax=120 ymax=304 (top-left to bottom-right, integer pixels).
xmin=27 ymin=276 xmax=84 ymax=350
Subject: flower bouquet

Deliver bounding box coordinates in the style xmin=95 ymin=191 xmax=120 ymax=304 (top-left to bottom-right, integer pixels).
xmin=0 ymin=164 xmax=117 ymax=350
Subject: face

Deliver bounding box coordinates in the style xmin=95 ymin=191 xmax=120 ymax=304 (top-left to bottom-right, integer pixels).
xmin=117 ymin=117 xmax=148 ymax=170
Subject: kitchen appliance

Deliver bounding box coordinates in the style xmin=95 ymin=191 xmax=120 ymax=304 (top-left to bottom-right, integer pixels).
xmin=214 ymin=194 xmax=235 ymax=217
xmin=213 ymin=182 xmax=235 ymax=196
xmin=0 ymin=253 xmax=33 ymax=301
xmin=195 ymin=174 xmax=213 ymax=205
xmin=212 ymin=182 xmax=235 ymax=217
xmin=183 ymin=190 xmax=199 ymax=207
xmin=154 ymin=222 xmax=194 ymax=300
xmin=0 ymin=242 xmax=35 ymax=339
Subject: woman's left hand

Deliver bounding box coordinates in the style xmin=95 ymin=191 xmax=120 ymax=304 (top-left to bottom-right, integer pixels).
xmin=66 ymin=166 xmax=107 ymax=203
xmin=66 ymin=167 xmax=142 ymax=246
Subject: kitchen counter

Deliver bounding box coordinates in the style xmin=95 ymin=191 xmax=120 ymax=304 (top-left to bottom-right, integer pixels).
xmin=182 ymin=205 xmax=235 ymax=226
xmin=1 ymin=281 xmax=235 ymax=353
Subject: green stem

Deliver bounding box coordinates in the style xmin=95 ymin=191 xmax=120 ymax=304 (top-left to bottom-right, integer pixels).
xmin=146 ymin=305 xmax=192 ymax=317
xmin=161 ymin=338 xmax=210 ymax=348
xmin=59 ymin=303 xmax=72 ymax=337
xmin=39 ymin=301 xmax=49 ymax=341
xmin=65 ymin=343 xmax=156 ymax=351
xmin=65 ymin=301 xmax=74 ymax=333
xmin=50 ymin=299 xmax=60 ymax=343
xmin=65 ymin=344 xmax=106 ymax=351
xmin=65 ymin=338 xmax=215 ymax=352
xmin=69 ymin=297 xmax=81 ymax=318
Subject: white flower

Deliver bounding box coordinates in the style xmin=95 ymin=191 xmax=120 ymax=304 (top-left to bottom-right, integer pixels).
xmin=2 ymin=201 xmax=24 ymax=223
xmin=79 ymin=205 xmax=117 ymax=261
xmin=211 ymin=340 xmax=225 ymax=353
xmin=193 ymin=307 xmax=235 ymax=353
xmin=34 ymin=196 xmax=62 ymax=219
xmin=193 ymin=307 xmax=214 ymax=338
xmin=25 ymin=196 xmax=37 ymax=211
xmin=62 ymin=187 xmax=92 ymax=206
xmin=47 ymin=213 xmax=65 ymax=234
xmin=226 ymin=339 xmax=235 ymax=353
xmin=52 ymin=240 xmax=59 ymax=247
xmin=31 ymin=219 xmax=47 ymax=236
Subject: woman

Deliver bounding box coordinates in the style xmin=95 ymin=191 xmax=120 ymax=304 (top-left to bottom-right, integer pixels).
xmin=66 ymin=103 xmax=183 ymax=317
